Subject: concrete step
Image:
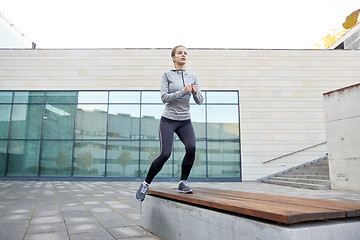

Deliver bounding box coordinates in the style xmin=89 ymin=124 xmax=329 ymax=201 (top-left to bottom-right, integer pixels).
xmin=280 ymin=174 xmax=330 ymax=180
xmin=269 ymin=176 xmax=330 ymax=185
xmin=262 ymin=179 xmax=330 ymax=190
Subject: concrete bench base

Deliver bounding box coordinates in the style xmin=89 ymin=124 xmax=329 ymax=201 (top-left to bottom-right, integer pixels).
xmin=141 ymin=195 xmax=360 ymax=240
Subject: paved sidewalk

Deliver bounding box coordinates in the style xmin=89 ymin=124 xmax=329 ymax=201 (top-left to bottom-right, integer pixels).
xmin=0 ymin=181 xmax=359 ymax=240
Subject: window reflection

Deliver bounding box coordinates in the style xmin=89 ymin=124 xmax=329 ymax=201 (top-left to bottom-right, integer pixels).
xmin=108 ymin=105 xmax=140 ymax=139
xmin=0 ymin=105 xmax=11 ymax=139
xmin=10 ymin=105 xmax=43 ymax=139
xmin=40 ymin=141 xmax=73 ymax=176
xmin=0 ymin=90 xmax=241 ymax=179
xmin=7 ymin=140 xmax=40 ymax=176
xmin=142 ymin=91 xmax=162 ymax=103
xmin=73 ymin=141 xmax=105 ymax=177
xmin=109 ymin=91 xmax=140 ymax=103
xmin=0 ymin=140 xmax=7 ymax=176
xmin=0 ymin=92 xmax=13 ymax=103
xmin=106 ymin=141 xmax=139 ymax=177
xmin=78 ymin=91 xmax=108 ymax=103
xmin=207 ymin=105 xmax=239 ymax=140
xmin=208 ymin=141 xmax=240 ymax=177
xmin=43 ymin=104 xmax=75 ymax=139
xmin=46 ymin=91 xmax=77 ymax=103
xmin=141 ymin=105 xmax=163 ymax=140
xmin=207 ymin=91 xmax=238 ymax=104
xmin=75 ymin=105 xmax=108 ymax=139
xmin=13 ymin=91 xmax=44 ymax=104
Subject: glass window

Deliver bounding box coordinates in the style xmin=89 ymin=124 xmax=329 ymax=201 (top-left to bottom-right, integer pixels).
xmin=140 ymin=105 xmax=163 ymax=140
xmin=43 ymin=104 xmax=76 ymax=139
xmin=142 ymin=91 xmax=162 ymax=103
xmin=73 ymin=141 xmax=105 ymax=177
xmin=0 ymin=140 xmax=7 ymax=176
xmin=75 ymin=105 xmax=108 ymax=139
xmin=207 ymin=141 xmax=240 ymax=178
xmin=174 ymin=140 xmax=206 ymax=178
xmin=6 ymin=140 xmax=40 ymax=176
xmin=78 ymin=91 xmax=108 ymax=103
xmin=10 ymin=104 xmax=43 ymax=139
xmin=207 ymin=91 xmax=238 ymax=104
xmin=106 ymin=141 xmax=140 ymax=177
xmin=0 ymin=91 xmax=13 ymax=103
xmin=0 ymin=104 xmax=11 ymax=139
xmin=40 ymin=140 xmax=73 ymax=177
xmin=139 ymin=140 xmax=173 ymax=178
xmin=46 ymin=91 xmax=77 ymax=103
xmin=109 ymin=91 xmax=140 ymax=103
xmin=108 ymin=105 xmax=140 ymax=139
xmin=188 ymin=104 xmax=206 ymax=140
xmin=207 ymin=105 xmax=239 ymax=140
xmin=13 ymin=91 xmax=44 ymax=103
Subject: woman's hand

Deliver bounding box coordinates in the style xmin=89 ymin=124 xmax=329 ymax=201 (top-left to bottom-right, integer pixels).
xmin=191 ymin=84 xmax=198 ymax=94
xmin=184 ymin=84 xmax=192 ymax=93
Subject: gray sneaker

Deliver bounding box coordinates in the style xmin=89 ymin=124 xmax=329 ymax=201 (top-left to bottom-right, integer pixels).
xmin=136 ymin=182 xmax=150 ymax=202
xmin=177 ymin=180 xmax=193 ymax=193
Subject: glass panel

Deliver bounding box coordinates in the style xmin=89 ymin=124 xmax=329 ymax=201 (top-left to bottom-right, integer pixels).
xmin=13 ymin=91 xmax=44 ymax=103
xmin=207 ymin=105 xmax=239 ymax=140
xmin=40 ymin=141 xmax=73 ymax=177
xmin=140 ymin=140 xmax=173 ymax=178
xmin=43 ymin=104 xmax=75 ymax=139
xmin=75 ymin=105 xmax=108 ymax=139
xmin=6 ymin=140 xmax=40 ymax=176
xmin=188 ymin=104 xmax=206 ymax=140
xmin=174 ymin=140 xmax=206 ymax=178
xmin=108 ymin=105 xmax=140 ymax=139
xmin=109 ymin=91 xmax=140 ymax=103
xmin=0 ymin=140 xmax=7 ymax=176
xmin=73 ymin=141 xmax=106 ymax=177
xmin=208 ymin=141 xmax=240 ymax=178
xmin=0 ymin=104 xmax=11 ymax=139
xmin=78 ymin=91 xmax=108 ymax=103
xmin=140 ymin=105 xmax=163 ymax=140
xmin=10 ymin=104 xmax=43 ymax=139
xmin=106 ymin=141 xmax=139 ymax=177
xmin=46 ymin=91 xmax=77 ymax=103
xmin=142 ymin=91 xmax=162 ymax=103
xmin=0 ymin=91 xmax=13 ymax=103
xmin=206 ymin=91 xmax=238 ymax=104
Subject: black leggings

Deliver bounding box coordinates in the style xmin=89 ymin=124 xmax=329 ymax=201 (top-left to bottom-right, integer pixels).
xmin=145 ymin=117 xmax=196 ymax=184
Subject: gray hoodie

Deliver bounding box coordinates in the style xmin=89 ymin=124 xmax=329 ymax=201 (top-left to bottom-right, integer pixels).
xmin=161 ymin=70 xmax=203 ymax=120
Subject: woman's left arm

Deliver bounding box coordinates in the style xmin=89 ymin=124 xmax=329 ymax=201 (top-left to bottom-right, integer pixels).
xmin=192 ymin=77 xmax=203 ymax=105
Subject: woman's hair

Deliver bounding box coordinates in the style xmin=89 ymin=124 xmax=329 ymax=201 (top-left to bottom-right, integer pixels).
xmin=171 ymin=45 xmax=186 ymax=57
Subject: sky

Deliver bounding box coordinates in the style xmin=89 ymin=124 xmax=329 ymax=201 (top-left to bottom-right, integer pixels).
xmin=1 ymin=0 xmax=359 ymax=49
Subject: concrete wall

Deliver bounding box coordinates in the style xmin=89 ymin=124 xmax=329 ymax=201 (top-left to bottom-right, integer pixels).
xmin=324 ymin=83 xmax=360 ymax=191
xmin=1 ymin=49 xmax=360 ymax=180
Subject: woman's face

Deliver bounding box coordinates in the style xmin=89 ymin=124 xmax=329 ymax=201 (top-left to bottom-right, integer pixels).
xmin=172 ymin=46 xmax=187 ymax=66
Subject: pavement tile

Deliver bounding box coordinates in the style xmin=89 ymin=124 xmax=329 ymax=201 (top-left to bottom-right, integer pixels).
xmin=69 ymin=231 xmax=115 ymax=240
xmin=66 ymin=222 xmax=109 ymax=235
xmin=109 ymin=226 xmax=154 ymax=239
xmin=24 ymin=231 xmax=69 ymax=240
xmin=27 ymin=221 xmax=67 ymax=234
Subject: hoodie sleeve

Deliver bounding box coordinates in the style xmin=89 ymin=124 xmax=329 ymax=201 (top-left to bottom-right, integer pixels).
xmin=192 ymin=77 xmax=204 ymax=105
xmin=160 ymin=72 xmax=187 ymax=103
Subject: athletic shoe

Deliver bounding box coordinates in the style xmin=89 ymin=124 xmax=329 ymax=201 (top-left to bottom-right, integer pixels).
xmin=177 ymin=180 xmax=193 ymax=193
xmin=136 ymin=182 xmax=150 ymax=202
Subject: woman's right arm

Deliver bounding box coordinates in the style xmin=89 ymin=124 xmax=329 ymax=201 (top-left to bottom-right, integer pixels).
xmin=160 ymin=73 xmax=188 ymax=103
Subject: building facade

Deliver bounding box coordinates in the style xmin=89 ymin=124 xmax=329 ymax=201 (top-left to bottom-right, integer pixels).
xmin=0 ymin=48 xmax=359 ymax=181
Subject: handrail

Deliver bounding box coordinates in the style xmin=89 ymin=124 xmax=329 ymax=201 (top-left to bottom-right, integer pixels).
xmin=263 ymin=141 xmax=327 ymax=164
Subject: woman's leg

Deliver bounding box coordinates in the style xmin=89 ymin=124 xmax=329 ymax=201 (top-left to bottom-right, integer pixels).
xmin=144 ymin=117 xmax=176 ymax=184
xmin=176 ymin=121 xmax=196 ymax=181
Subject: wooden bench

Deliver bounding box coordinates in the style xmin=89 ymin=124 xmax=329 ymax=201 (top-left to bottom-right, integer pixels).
xmin=148 ymin=187 xmax=360 ymax=225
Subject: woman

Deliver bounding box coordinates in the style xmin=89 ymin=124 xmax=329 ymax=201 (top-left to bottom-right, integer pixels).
xmin=136 ymin=45 xmax=203 ymax=202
